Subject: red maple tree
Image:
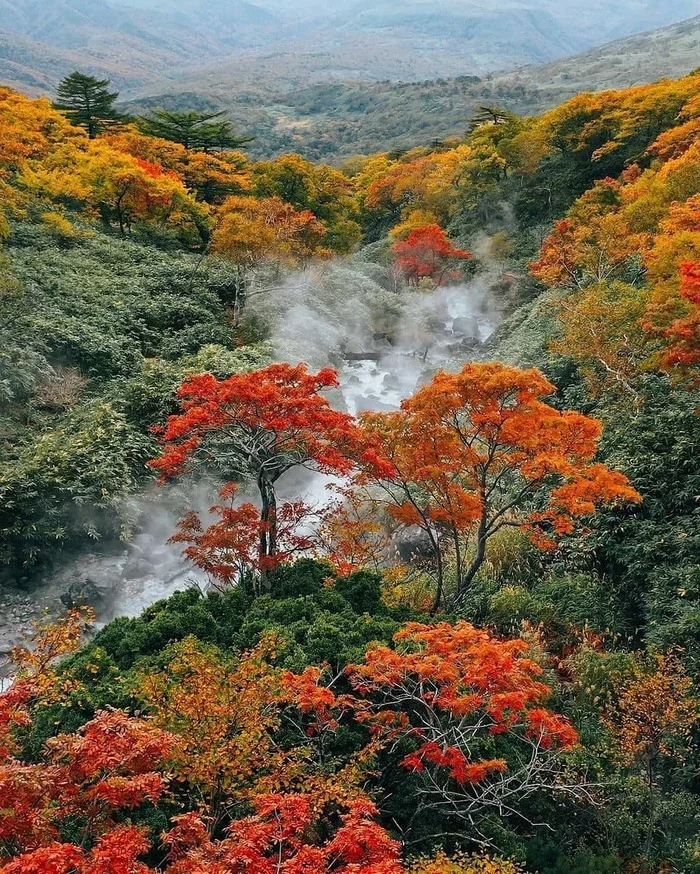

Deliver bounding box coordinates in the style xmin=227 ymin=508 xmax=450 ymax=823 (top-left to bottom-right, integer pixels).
xmin=662 ymin=261 xmax=700 ymax=377
xmin=347 ymin=621 xmax=581 ymax=835
xmin=151 ymin=364 xmax=359 ymax=591
xmin=163 ymin=794 xmax=403 ymax=874
xmin=391 ymin=224 xmax=472 ymax=285
xmin=171 ymin=483 xmax=316 ymax=587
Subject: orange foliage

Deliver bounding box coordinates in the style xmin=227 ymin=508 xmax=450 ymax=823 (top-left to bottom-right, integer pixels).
xmin=604 ymin=653 xmax=699 ymax=770
xmin=0 ymin=624 xmax=395 ymax=872
xmin=356 ymin=362 xmax=640 ymax=604
xmin=316 ymin=487 xmax=392 ymax=577
xmin=138 ymin=636 xmax=286 ymax=815
xmin=409 ymin=851 xmax=523 ymax=874
xmin=0 ymin=86 xmax=358 ymax=249
xmin=529 ymin=179 xmax=646 ymax=289
xmin=347 ymin=621 xmax=579 ymax=829
xmin=104 ymin=128 xmax=251 ymax=203
xmin=659 ymin=261 xmax=700 ymax=376
xmin=530 ymin=93 xmax=700 ymax=389
xmin=212 ymin=195 xmax=330 ymax=267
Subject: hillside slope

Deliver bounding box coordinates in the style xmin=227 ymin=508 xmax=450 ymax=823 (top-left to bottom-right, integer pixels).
xmin=1 ymin=0 xmax=700 ymax=98
xmin=487 ymin=11 xmax=700 ymax=113
xmin=125 ymin=14 xmax=700 ymax=160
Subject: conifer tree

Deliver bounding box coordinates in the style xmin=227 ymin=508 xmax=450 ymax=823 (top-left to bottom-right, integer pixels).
xmin=138 ymin=109 xmax=253 ymax=151
xmin=54 ymin=72 xmax=124 ymax=138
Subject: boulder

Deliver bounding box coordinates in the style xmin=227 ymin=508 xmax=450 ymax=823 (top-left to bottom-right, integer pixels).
xmin=452 ymin=315 xmax=480 ymax=339
xmin=392 ymin=526 xmax=435 ymax=564
xmin=60 ymin=579 xmax=103 ymax=609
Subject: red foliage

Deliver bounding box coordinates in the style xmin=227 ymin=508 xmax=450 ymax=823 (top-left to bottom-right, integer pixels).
xmin=151 ymin=364 xmax=354 ymax=478
xmin=163 ymin=793 xmax=404 ymax=874
xmin=663 ymin=261 xmax=700 ymax=374
xmin=347 ymin=620 xmax=578 ymax=813
xmin=171 ymin=483 xmax=316 ymax=586
xmin=135 ymin=157 xmax=176 ymax=181
xmin=150 ymin=364 xmax=361 ymax=588
xmin=0 ymin=709 xmax=175 ymax=858
xmin=391 ymin=224 xmax=471 ymax=285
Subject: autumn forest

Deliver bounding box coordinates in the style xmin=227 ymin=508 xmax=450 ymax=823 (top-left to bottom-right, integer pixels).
xmin=0 ymin=59 xmax=699 ymax=874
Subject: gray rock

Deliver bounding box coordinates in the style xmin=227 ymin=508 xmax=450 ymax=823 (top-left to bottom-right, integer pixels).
xmin=122 ymin=558 xmax=154 ymax=580
xmin=392 ymin=526 xmax=435 ymax=564
xmin=60 ymin=580 xmax=103 ymax=609
xmin=452 ymin=316 xmax=480 ymax=339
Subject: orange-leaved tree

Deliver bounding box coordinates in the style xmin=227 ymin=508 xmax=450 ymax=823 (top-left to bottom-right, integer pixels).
xmin=209 ymin=194 xmax=330 ymax=324
xmin=213 ymin=194 xmax=330 ymax=268
xmin=392 ymin=224 xmax=472 ymax=286
xmin=137 ymin=635 xmax=369 ymax=826
xmin=659 ymin=261 xmax=700 ymax=380
xmin=347 ymin=621 xmax=581 ymax=840
xmin=150 ymin=364 xmax=359 ymax=592
xmin=603 ymin=653 xmax=699 ymax=871
xmin=163 ymin=794 xmax=404 ymax=874
xmin=138 ymin=636 xmax=286 ymax=826
xmin=356 ymin=362 xmax=640 ymax=607
xmin=316 ymin=486 xmax=393 ymax=578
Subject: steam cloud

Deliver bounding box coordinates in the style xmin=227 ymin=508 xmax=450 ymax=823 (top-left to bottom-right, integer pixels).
xmin=1 ymin=254 xmax=505 ymax=643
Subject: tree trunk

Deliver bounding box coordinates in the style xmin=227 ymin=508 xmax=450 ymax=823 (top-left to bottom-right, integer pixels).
xmin=640 ymin=756 xmax=657 ymax=874
xmin=258 ymin=474 xmax=277 ymax=593
xmin=456 ymin=517 xmax=487 ymax=600
xmin=430 ymin=531 xmax=444 ymax=615
xmin=453 ymin=528 xmax=463 ymax=594
xmin=232 ymin=266 xmax=248 ymax=327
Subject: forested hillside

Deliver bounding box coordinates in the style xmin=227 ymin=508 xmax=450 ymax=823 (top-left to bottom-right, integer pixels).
xmin=122 ymin=13 xmax=700 ymax=160
xmin=2 ymin=0 xmax=698 ymax=95
xmin=5 ymin=2 xmax=700 ymax=160
xmin=0 ymin=66 xmax=699 ymax=874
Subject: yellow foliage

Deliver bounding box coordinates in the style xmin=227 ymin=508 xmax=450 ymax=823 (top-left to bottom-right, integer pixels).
xmin=551 ymin=282 xmax=649 ymax=398
xmin=389 ymin=209 xmax=440 ymax=241
xmin=604 ymin=653 xmax=699 ymax=767
xmin=410 ymin=851 xmax=524 ymax=874
xmin=40 ymin=211 xmax=80 ymax=239
xmin=213 ymin=194 xmax=329 ymax=267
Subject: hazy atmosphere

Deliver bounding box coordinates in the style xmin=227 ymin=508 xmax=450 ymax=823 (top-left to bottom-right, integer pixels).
xmin=1 ymin=1 xmax=699 ymax=873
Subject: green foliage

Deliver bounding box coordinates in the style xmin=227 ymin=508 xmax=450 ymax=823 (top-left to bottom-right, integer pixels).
xmin=54 ymin=71 xmax=125 ymax=139
xmin=0 ymin=400 xmax=153 ymax=568
xmin=18 ymin=561 xmax=406 ymax=754
xmin=137 ymin=109 xmax=253 ymax=151
xmin=581 ymin=378 xmax=700 ymax=658
xmin=0 ymin=226 xmax=269 ymax=570
xmin=73 ymin=561 xmax=402 ymax=675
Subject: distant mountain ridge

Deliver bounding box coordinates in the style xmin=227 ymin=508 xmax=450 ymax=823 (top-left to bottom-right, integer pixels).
xmin=2 ymin=0 xmax=700 ymax=97
xmin=122 ymin=13 xmax=700 ymax=160
xmin=2 ymin=1 xmax=700 ymax=159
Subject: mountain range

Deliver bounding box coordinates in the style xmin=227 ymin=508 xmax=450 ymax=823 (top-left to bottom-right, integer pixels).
xmin=2 ymin=0 xmax=700 ymax=159
xmin=1 ymin=0 xmax=700 ymax=95
xmin=127 ymin=12 xmax=700 ymax=160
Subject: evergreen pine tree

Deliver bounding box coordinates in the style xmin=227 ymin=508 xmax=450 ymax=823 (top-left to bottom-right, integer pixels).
xmin=55 ymin=72 xmax=124 ymax=139
xmin=138 ymin=109 xmax=253 ymax=151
